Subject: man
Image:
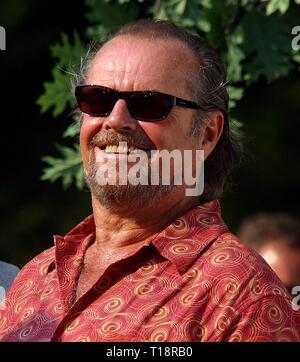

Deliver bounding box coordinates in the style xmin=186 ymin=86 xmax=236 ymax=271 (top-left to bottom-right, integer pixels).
xmin=0 ymin=19 xmax=299 ymax=342
xmin=238 ymin=213 xmax=300 ymax=294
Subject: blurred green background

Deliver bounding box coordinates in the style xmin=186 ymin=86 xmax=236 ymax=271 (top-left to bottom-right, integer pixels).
xmin=0 ymin=0 xmax=299 ymax=267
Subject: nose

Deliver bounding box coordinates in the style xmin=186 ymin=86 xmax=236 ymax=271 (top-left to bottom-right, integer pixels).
xmin=102 ymin=99 xmax=138 ymax=132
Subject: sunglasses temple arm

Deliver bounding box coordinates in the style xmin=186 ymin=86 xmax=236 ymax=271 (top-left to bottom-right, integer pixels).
xmin=174 ymin=97 xmax=211 ymax=112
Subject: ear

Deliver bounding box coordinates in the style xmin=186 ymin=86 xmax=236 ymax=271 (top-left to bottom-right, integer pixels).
xmin=199 ymin=111 xmax=224 ymax=160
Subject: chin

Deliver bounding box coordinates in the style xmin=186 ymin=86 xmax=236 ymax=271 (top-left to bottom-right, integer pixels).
xmin=89 ymin=181 xmax=175 ymax=210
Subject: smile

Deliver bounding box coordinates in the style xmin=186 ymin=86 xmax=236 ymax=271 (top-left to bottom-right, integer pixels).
xmin=103 ymin=144 xmax=146 ymax=154
xmin=94 ymin=144 xmax=152 ymax=163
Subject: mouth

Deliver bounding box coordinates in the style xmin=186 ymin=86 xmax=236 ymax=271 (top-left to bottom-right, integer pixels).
xmin=95 ymin=143 xmax=154 ymax=154
xmin=94 ymin=143 xmax=155 ymax=162
xmin=105 ymin=144 xmax=149 ymax=154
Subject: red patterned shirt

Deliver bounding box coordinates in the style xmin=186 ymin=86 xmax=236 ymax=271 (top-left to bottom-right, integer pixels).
xmin=0 ymin=200 xmax=299 ymax=342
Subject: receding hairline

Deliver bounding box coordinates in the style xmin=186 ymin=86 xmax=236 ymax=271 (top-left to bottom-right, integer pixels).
xmin=86 ymin=34 xmax=202 ymax=96
xmin=95 ymin=33 xmax=200 ymax=64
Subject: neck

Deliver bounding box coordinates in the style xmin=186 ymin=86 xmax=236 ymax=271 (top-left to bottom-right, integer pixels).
xmin=91 ymin=190 xmax=199 ymax=252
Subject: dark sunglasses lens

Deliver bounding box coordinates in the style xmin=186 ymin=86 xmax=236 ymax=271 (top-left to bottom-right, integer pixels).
xmin=129 ymin=92 xmax=172 ymax=121
xmin=76 ymin=86 xmax=116 ymax=116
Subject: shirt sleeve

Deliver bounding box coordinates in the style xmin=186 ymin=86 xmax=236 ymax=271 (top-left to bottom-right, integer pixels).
xmin=221 ymin=295 xmax=300 ymax=342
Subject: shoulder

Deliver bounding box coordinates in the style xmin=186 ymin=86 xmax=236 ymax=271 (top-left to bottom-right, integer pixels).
xmin=196 ymin=230 xmax=291 ymax=305
xmin=5 ymin=247 xmax=56 ymax=298
xmin=0 ymin=261 xmax=20 ymax=292
xmin=200 ymin=230 xmax=283 ymax=280
xmin=193 ymin=232 xmax=300 ymax=340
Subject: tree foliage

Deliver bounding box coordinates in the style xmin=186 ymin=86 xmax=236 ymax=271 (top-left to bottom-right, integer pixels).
xmin=38 ymin=0 xmax=300 ymax=189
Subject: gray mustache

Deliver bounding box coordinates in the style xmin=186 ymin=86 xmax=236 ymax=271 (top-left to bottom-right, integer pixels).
xmin=90 ymin=130 xmax=155 ymax=150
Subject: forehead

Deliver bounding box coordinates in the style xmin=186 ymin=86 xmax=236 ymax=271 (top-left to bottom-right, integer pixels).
xmin=87 ymin=35 xmax=199 ymax=95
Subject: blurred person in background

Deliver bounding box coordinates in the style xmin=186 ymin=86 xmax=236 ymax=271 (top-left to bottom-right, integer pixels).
xmin=238 ymin=213 xmax=300 ymax=294
xmin=0 ymin=261 xmax=19 ymax=293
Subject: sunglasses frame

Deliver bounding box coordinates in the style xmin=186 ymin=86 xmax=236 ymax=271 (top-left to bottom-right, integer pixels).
xmin=75 ymin=84 xmax=210 ymax=122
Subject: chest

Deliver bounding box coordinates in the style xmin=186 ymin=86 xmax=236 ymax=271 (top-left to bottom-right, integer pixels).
xmin=76 ymin=258 xmax=107 ymax=300
xmin=75 ymin=248 xmax=121 ymax=300
xmin=75 ymin=270 xmax=97 ymax=300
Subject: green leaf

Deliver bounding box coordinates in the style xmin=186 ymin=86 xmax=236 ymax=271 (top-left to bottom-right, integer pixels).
xmin=227 ymin=43 xmax=245 ymax=82
xmin=41 ymin=144 xmax=84 ymax=190
xmin=152 ymin=2 xmax=168 ymax=20
xmin=292 ymin=53 xmax=300 ymax=63
xmin=37 ymin=68 xmax=74 ymax=117
xmin=240 ymin=0 xmax=261 ymax=11
xmin=292 ymin=53 xmax=300 ymax=70
xmin=50 ymin=31 xmax=86 ymax=71
xmin=85 ymin=0 xmax=139 ymax=38
xmin=87 ymin=24 xmax=114 ymax=42
xmin=50 ymin=32 xmax=85 ymax=69
xmin=150 ymin=0 xmax=202 ymax=29
xmin=63 ymin=119 xmax=81 ymax=138
xmin=198 ymin=18 xmax=211 ymax=32
xmin=37 ymin=33 xmax=84 ymax=119
xmin=242 ymin=11 xmax=293 ymax=82
xmin=266 ymin=0 xmax=290 ymax=15
xmin=174 ymin=0 xmax=187 ymax=15
xmin=197 ymin=0 xmax=236 ymax=48
xmin=199 ymin=0 xmax=213 ymax=8
xmin=229 ymin=118 xmax=244 ymax=139
xmin=227 ymin=86 xmax=244 ymax=109
xmin=226 ymin=27 xmax=246 ymax=82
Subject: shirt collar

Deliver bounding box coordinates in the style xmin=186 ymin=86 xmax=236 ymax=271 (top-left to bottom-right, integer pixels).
xmin=53 ymin=200 xmax=227 ymax=279
xmin=150 ymin=200 xmax=228 ymax=274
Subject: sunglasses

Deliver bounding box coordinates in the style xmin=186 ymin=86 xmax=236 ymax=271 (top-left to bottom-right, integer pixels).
xmin=75 ymin=84 xmax=208 ymax=122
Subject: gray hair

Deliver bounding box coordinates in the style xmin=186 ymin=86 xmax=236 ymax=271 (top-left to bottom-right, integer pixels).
xmin=74 ymin=19 xmax=242 ymax=201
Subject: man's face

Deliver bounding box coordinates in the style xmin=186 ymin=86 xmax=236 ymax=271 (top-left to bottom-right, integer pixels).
xmin=80 ymin=35 xmax=204 ymax=208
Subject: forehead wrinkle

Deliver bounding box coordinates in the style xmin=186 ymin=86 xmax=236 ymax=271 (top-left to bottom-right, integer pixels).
xmin=88 ymin=62 xmax=173 ymax=91
xmin=87 ymin=57 xmax=139 ymax=89
xmin=87 ymin=65 xmax=127 ymax=89
xmin=87 ymin=37 xmax=199 ymax=97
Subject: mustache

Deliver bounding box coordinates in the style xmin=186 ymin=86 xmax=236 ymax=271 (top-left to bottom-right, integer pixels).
xmin=90 ymin=130 xmax=156 ymax=150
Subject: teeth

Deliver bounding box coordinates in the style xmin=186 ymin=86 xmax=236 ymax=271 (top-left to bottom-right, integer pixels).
xmin=104 ymin=144 xmax=146 ymax=154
